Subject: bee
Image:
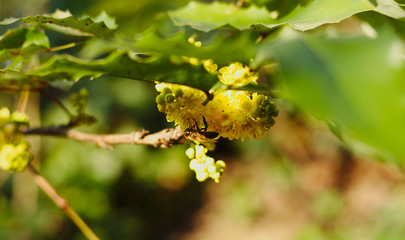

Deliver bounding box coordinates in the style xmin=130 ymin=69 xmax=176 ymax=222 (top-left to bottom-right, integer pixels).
xmin=184 ymin=115 xmax=219 ymax=142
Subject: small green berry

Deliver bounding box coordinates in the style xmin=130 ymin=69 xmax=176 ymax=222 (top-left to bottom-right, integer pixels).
xmin=79 ymin=88 xmax=89 ymax=98
xmin=10 ymin=112 xmax=29 ymax=126
xmin=174 ymin=89 xmax=184 ymax=98
xmin=161 ymin=87 xmax=172 ymax=95
xmin=165 ymin=94 xmax=175 ymax=103
xmin=156 ymin=94 xmax=165 ymax=104
xmin=157 ymin=104 xmax=166 ymax=112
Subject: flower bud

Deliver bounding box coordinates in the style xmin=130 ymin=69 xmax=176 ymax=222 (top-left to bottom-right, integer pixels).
xmin=0 ymin=107 xmax=10 ymax=127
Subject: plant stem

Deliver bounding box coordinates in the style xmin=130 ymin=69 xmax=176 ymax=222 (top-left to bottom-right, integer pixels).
xmin=24 ymin=125 xmax=186 ymax=148
xmin=17 ymin=88 xmax=30 ymax=113
xmin=27 ymin=164 xmax=100 ymax=240
xmin=48 ymin=42 xmax=77 ymax=52
xmin=39 ymin=90 xmax=72 ymax=117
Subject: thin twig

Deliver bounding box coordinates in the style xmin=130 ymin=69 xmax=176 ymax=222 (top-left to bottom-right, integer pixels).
xmin=27 ymin=164 xmax=100 ymax=240
xmin=24 ymin=126 xmax=187 ymax=149
xmin=17 ymin=87 xmax=30 ymax=113
xmin=39 ymin=90 xmax=72 ymax=117
xmin=48 ymin=42 xmax=77 ymax=52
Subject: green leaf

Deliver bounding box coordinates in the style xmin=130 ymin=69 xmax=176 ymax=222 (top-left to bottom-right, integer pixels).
xmin=256 ymin=0 xmax=303 ymax=19
xmin=267 ymin=29 xmax=405 ymax=160
xmin=29 ymin=51 xmax=218 ymax=91
xmin=374 ymin=0 xmax=405 ymax=18
xmin=170 ymin=2 xmax=272 ymax=31
xmin=135 ymin=29 xmax=258 ymax=65
xmin=91 ymin=11 xmax=118 ymax=30
xmin=169 ymin=1 xmax=405 ymax=32
xmin=0 ymin=27 xmax=49 ymax=63
xmin=0 ymin=69 xmax=49 ymax=90
xmin=0 ymin=10 xmax=117 ymax=37
xmin=77 ymin=38 xmax=122 ymax=59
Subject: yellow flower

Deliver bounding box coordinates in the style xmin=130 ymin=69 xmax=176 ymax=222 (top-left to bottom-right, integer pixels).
xmin=185 ymin=147 xmax=195 ymax=159
xmin=218 ymin=62 xmax=258 ymax=87
xmin=189 ymin=57 xmax=200 ymax=65
xmin=0 ymin=107 xmax=33 ymax=173
xmin=203 ymin=60 xmax=218 ymax=73
xmin=155 ymin=83 xmax=207 ymax=131
xmin=186 ymin=144 xmax=226 ymax=183
xmin=156 ymin=60 xmax=280 ymax=183
xmin=0 ymin=142 xmax=33 ymax=172
xmin=204 ymin=90 xmax=278 ymax=140
xmin=0 ymin=107 xmax=10 ymax=127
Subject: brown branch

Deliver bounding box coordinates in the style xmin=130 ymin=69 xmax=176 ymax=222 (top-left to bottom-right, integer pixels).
xmin=24 ymin=125 xmax=187 ymax=149
xmin=27 ymin=164 xmax=100 ymax=240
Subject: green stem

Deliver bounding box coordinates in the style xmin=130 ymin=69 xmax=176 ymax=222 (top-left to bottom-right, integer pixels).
xmin=48 ymin=42 xmax=77 ymax=52
xmin=27 ymin=164 xmax=100 ymax=240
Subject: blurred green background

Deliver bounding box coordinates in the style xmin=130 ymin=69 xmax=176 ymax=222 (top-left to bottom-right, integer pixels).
xmin=1 ymin=0 xmax=405 ymax=240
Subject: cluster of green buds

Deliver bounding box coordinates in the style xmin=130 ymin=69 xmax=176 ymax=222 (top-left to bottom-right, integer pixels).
xmin=69 ymin=88 xmax=96 ymax=126
xmin=0 ymin=107 xmax=33 ymax=172
xmin=186 ymin=144 xmax=225 ymax=183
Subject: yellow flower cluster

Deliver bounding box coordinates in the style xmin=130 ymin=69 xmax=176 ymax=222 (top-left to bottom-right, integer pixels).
xmin=0 ymin=142 xmax=32 ymax=172
xmin=155 ymin=62 xmax=278 ymax=140
xmin=155 ymin=61 xmax=278 ymax=182
xmin=203 ymin=59 xmax=218 ymax=73
xmin=186 ymin=144 xmax=225 ymax=183
xmin=218 ymin=62 xmax=258 ymax=87
xmin=205 ymin=91 xmax=278 ymax=140
xmin=0 ymin=107 xmax=33 ymax=172
xmin=155 ymin=83 xmax=207 ymax=131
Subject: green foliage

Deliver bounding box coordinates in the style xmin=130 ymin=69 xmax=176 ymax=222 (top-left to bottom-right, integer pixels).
xmin=0 ymin=69 xmax=48 ymax=90
xmin=2 ymin=0 xmax=405 ymax=239
xmin=1 ymin=10 xmax=117 ymax=36
xmin=0 ymin=0 xmax=403 ymax=160
xmin=0 ymin=0 xmax=403 ymax=167
xmin=30 ymin=51 xmax=218 ymax=91
xmin=0 ymin=27 xmax=49 ymax=63
xmin=169 ymin=0 xmax=378 ymax=31
xmin=261 ymin=29 xmax=405 ymax=160
xmin=136 ymin=29 xmax=259 ymax=65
